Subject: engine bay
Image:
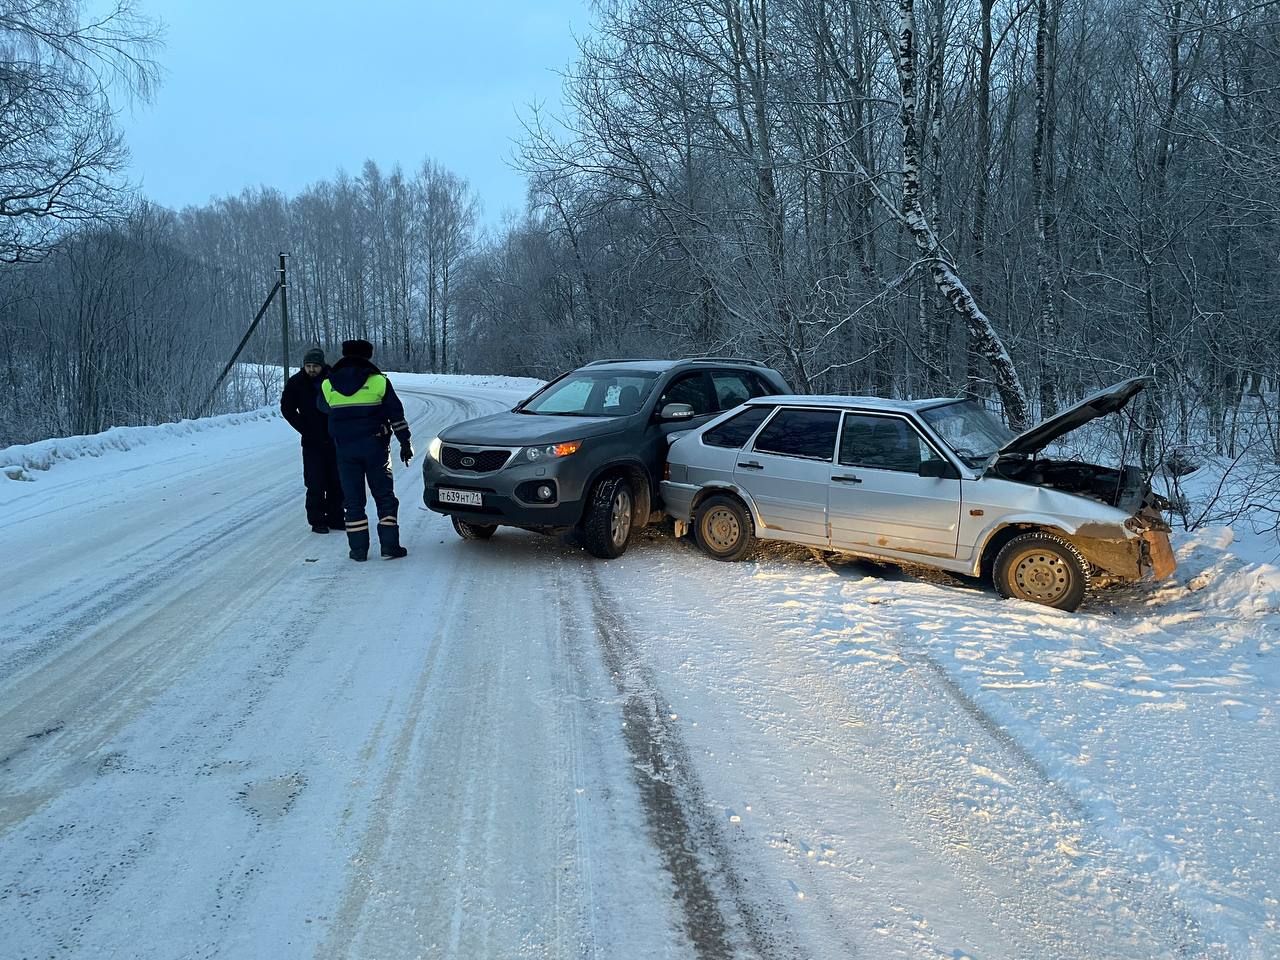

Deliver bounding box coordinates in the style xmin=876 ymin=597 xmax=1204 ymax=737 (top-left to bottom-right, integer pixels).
xmin=989 ymin=457 xmax=1151 ymax=512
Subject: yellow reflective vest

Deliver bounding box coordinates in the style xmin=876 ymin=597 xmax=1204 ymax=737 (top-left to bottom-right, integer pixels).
xmin=321 ymin=373 xmax=387 ymax=408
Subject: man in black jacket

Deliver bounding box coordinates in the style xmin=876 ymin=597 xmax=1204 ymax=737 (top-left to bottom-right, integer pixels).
xmin=318 ymin=339 xmax=413 ymax=561
xmin=280 ymin=347 xmax=345 ymax=533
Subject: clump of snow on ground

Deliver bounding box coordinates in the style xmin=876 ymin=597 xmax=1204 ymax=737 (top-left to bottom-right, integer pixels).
xmin=0 ymin=406 xmax=279 ymax=482
xmin=1146 ymin=526 xmax=1280 ymax=619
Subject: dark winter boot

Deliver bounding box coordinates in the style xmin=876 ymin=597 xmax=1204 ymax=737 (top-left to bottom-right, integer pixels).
xmin=347 ymin=519 xmax=370 ymax=562
xmin=377 ymin=518 xmax=407 ymax=560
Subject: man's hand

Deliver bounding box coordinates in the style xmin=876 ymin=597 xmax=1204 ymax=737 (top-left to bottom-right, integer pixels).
xmin=399 ymin=439 xmax=414 ymax=466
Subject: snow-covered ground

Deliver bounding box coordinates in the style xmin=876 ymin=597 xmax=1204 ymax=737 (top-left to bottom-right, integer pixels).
xmin=1 ymin=374 xmax=1276 ymax=958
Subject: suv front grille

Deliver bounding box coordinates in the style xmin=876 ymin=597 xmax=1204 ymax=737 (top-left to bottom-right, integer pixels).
xmin=441 ymin=446 xmax=512 ymax=473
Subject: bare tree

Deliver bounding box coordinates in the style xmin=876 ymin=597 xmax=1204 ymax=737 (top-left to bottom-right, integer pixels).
xmin=0 ymin=1 xmax=159 ymax=262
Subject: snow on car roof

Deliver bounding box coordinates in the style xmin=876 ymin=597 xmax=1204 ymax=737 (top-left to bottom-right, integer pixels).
xmin=745 ymin=394 xmax=963 ymax=412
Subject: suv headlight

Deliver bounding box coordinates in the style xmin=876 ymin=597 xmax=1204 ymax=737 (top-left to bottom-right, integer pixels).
xmin=426 ymin=436 xmax=443 ymax=461
xmin=525 ymin=440 xmax=582 ymax=462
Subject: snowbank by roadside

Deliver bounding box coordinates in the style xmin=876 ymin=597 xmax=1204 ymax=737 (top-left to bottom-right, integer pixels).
xmin=391 ymin=372 xmax=543 ymax=396
xmin=0 ymin=372 xmax=544 ymax=486
xmin=0 ymin=406 xmax=280 ymax=483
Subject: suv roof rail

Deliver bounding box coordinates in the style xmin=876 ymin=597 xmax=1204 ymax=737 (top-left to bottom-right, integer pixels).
xmin=583 ymin=356 xmax=769 ymax=368
xmin=678 ymin=356 xmax=768 ymax=368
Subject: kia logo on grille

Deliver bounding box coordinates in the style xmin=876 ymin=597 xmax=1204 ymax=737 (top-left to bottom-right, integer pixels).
xmin=460 ymin=456 xmax=476 ymax=467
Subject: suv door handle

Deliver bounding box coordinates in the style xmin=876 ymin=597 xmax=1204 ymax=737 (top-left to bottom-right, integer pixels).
xmin=833 ymin=474 xmax=862 ymax=484
xmin=737 ymin=460 xmax=764 ymax=470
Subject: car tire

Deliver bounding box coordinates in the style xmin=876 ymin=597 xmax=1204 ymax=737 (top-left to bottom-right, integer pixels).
xmin=693 ymin=494 xmax=756 ymax=562
xmin=452 ymin=516 xmax=497 ymax=541
xmin=993 ymin=532 xmax=1090 ymax=611
xmin=581 ymin=476 xmax=635 ymax=559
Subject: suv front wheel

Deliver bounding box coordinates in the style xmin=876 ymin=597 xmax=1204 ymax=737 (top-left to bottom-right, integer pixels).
xmin=581 ymin=476 xmax=634 ymax=559
xmin=452 ymin=516 xmax=497 ymax=541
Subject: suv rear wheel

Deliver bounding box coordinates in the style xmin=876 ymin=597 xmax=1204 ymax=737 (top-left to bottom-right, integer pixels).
xmin=452 ymin=516 xmax=497 ymax=541
xmin=993 ymin=532 xmax=1090 ymax=610
xmin=581 ymin=476 xmax=634 ymax=559
xmin=693 ymin=494 xmax=756 ymax=562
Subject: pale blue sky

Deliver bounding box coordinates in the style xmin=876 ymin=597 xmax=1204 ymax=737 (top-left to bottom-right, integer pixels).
xmin=120 ymin=1 xmax=591 ymax=223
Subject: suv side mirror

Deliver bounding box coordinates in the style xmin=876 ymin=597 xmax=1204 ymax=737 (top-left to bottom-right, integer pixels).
xmin=919 ymin=458 xmax=959 ymax=480
xmin=660 ymin=403 xmax=696 ymax=421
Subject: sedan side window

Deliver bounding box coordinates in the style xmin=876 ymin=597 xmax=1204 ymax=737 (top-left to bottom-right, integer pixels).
xmin=703 ymin=406 xmax=772 ymax=448
xmin=753 ymin=409 xmax=841 ymax=461
xmin=658 ymin=372 xmax=715 ymax=416
xmin=840 ymin=414 xmax=940 ymax=472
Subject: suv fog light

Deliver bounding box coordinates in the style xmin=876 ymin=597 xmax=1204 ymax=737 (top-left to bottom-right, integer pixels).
xmin=516 ymin=479 xmax=558 ymax=503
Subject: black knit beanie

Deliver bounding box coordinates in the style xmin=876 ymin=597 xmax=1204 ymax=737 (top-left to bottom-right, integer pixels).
xmin=303 ymin=347 xmax=325 ymax=365
xmin=342 ymin=339 xmax=374 ymax=360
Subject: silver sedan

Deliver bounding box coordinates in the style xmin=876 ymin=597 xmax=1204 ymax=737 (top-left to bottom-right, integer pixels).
xmin=661 ymin=380 xmax=1174 ymax=611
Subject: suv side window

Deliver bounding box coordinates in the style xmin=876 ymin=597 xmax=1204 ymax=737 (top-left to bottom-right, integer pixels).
xmin=753 ymin=409 xmax=841 ymax=461
xmin=839 ymin=413 xmax=942 ymax=472
xmin=658 ymin=372 xmax=715 ymax=416
xmin=748 ymin=372 xmax=779 ymax=398
xmin=708 ymin=370 xmax=758 ymax=411
xmin=703 ymin=406 xmax=772 ymax=449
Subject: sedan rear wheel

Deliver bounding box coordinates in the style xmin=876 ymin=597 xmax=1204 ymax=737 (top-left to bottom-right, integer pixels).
xmin=693 ymin=494 xmax=756 ymax=562
xmin=993 ymin=532 xmax=1090 ymax=611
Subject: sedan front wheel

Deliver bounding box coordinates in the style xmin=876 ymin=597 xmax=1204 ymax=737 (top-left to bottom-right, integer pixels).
xmin=993 ymin=532 xmax=1090 ymax=611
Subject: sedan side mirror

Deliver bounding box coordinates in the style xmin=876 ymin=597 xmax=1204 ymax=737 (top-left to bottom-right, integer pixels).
xmin=660 ymin=402 xmax=696 ymax=421
xmin=919 ymin=458 xmax=960 ymax=480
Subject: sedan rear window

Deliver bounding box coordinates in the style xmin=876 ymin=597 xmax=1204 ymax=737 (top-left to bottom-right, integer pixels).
xmin=753 ymin=409 xmax=840 ymax=461
xmin=702 ymin=406 xmax=772 ymax=448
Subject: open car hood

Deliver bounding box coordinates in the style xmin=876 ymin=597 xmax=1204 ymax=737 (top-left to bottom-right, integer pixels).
xmin=998 ymin=376 xmax=1149 ymax=458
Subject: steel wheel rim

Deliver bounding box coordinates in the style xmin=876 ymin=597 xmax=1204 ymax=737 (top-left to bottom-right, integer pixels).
xmin=703 ymin=507 xmax=741 ymax=552
xmin=1011 ymin=550 xmax=1071 ymax=602
xmin=610 ymin=488 xmax=632 ymax=546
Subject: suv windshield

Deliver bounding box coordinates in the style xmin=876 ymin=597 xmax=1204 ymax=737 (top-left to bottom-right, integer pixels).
xmin=520 ymin=371 xmax=660 ymax=417
xmin=920 ymin=400 xmax=1014 ymax=468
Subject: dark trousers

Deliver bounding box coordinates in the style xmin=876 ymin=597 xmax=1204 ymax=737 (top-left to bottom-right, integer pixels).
xmin=302 ymin=442 xmax=345 ymax=527
xmin=335 ymin=437 xmax=401 ymax=553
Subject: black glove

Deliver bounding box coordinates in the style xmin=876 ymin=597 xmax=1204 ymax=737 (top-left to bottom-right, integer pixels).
xmin=399 ymin=439 xmax=414 ymax=465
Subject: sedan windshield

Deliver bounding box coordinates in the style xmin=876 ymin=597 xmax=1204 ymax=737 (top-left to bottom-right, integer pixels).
xmin=920 ymin=400 xmax=1015 ymax=468
xmin=520 ymin=371 xmax=659 ymax=417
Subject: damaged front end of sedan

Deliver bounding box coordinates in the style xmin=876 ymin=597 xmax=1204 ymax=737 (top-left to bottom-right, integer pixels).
xmin=980 ymin=377 xmax=1177 ymax=583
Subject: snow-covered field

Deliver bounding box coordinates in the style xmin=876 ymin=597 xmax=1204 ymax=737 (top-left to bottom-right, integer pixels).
xmin=1 ymin=374 xmax=1276 ymax=958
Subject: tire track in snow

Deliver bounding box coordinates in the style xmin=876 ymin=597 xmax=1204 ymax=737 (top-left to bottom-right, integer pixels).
xmin=581 ymin=567 xmax=801 ymax=960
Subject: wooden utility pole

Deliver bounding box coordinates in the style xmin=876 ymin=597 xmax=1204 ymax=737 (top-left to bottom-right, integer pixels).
xmin=279 ymin=252 xmax=290 ymax=380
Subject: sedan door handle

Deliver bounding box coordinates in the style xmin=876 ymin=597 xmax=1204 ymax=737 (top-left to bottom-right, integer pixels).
xmin=737 ymin=460 xmax=764 ymax=470
xmin=833 ymin=474 xmax=862 ymax=484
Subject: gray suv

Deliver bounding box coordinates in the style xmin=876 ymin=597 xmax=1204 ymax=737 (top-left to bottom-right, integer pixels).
xmin=422 ymin=359 xmax=790 ymax=557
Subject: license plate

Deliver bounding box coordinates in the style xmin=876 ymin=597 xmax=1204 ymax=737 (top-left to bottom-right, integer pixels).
xmin=439 ymin=488 xmax=482 ymax=507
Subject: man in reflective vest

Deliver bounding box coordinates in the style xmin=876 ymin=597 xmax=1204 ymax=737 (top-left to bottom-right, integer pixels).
xmin=317 ymin=339 xmax=413 ymax=561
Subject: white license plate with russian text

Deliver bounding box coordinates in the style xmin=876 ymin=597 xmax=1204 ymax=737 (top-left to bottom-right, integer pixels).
xmin=439 ymin=488 xmax=482 ymax=507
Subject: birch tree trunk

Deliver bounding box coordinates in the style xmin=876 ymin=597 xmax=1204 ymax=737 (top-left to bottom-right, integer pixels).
xmin=894 ymin=0 xmax=1031 ymax=428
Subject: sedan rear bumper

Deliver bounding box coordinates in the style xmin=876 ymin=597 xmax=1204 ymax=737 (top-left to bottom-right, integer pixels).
xmin=660 ymin=480 xmax=698 ymax=523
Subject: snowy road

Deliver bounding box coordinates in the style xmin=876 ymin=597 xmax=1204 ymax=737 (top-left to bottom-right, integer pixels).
xmin=2 ymin=379 xmax=1276 ymax=959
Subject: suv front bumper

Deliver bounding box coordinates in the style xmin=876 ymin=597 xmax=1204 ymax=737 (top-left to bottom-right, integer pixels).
xmin=422 ymin=452 xmax=590 ymax=528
